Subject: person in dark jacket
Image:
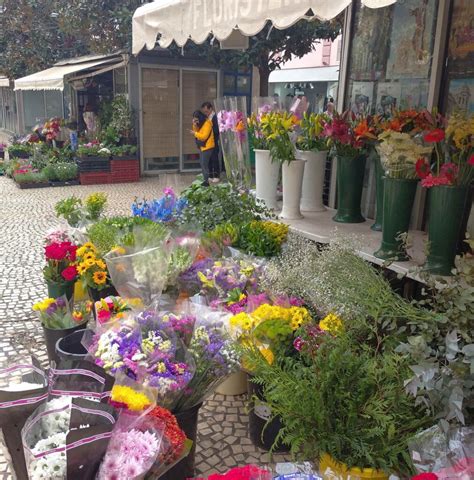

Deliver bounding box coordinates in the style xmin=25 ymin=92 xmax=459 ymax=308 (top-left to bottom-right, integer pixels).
xmin=201 ymin=101 xmax=221 ymax=182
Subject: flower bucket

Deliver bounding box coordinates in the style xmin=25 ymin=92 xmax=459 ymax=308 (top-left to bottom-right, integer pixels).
xmin=424 ymin=185 xmax=469 ymax=276
xmin=374 ymin=178 xmax=418 ymax=261
xmin=215 ymin=370 xmax=248 ymax=396
xmin=255 ymin=149 xmax=280 ymax=210
xmin=370 ymin=147 xmax=384 ymax=231
xmin=333 ymin=154 xmax=366 ymax=223
xmin=248 ymin=376 xmax=289 ymax=453
xmin=298 ymin=149 xmax=327 ymax=212
xmin=74 ymin=281 xmax=88 ymax=301
xmin=320 ymin=453 xmax=389 ymax=480
xmin=46 ymin=281 xmax=74 ymax=302
xmin=42 ymin=323 xmax=87 ymax=365
xmin=160 ymin=403 xmax=202 ymax=480
xmin=280 ymin=159 xmax=306 ymax=220
xmin=88 ymin=285 xmax=118 ymax=303
xmin=55 ymin=329 xmax=89 ymax=362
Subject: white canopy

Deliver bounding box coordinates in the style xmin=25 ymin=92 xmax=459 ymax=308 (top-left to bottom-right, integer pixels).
xmin=14 ymin=56 xmax=122 ymax=91
xmin=132 ymin=0 xmax=397 ymax=54
xmin=0 ymin=77 xmax=10 ymax=88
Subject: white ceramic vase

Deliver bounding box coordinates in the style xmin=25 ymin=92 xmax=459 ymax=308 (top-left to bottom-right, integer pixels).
xmin=254 ymin=149 xmax=280 ymax=210
xmin=297 ymin=149 xmax=328 ymax=212
xmin=280 ymin=159 xmax=306 ymax=220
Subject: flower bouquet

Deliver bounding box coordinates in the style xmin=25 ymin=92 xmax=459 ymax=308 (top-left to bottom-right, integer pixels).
xmin=94 ymin=296 xmax=131 ymax=325
xmin=32 ymin=296 xmax=91 ymax=330
xmin=76 ymin=242 xmax=113 ymax=294
xmin=132 ymin=187 xmax=187 ymax=224
xmin=215 ymin=96 xmax=252 ymax=191
xmin=43 ymin=238 xmax=78 ymax=301
xmin=0 ymin=357 xmax=48 ymax=480
xmin=97 ymin=409 xmax=164 ymax=480
xmin=22 ymin=396 xmax=117 ymax=480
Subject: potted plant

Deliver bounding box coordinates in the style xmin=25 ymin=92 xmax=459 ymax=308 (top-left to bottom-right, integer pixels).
xmin=43 ymin=238 xmax=78 ymax=301
xmin=374 ymin=111 xmax=433 ymax=261
xmin=76 ymin=142 xmax=111 ymax=173
xmin=32 ymin=296 xmax=91 ymax=363
xmin=54 ymin=192 xmax=107 ymax=228
xmin=325 ymin=111 xmax=367 ymax=223
xmin=76 ymin=242 xmax=117 ymax=302
xmin=248 ymin=104 xmax=280 ymax=210
xmin=7 ymin=143 xmax=32 ymax=159
xmin=296 ymin=112 xmax=330 ymax=212
xmin=416 ymin=111 xmax=474 ymax=275
xmin=13 ymin=168 xmax=49 ymax=189
xmin=110 ymin=144 xmax=138 ymax=161
xmin=261 ymin=111 xmax=305 ymax=219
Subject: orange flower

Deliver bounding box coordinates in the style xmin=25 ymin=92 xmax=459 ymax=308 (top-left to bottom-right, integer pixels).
xmin=354 ymin=119 xmax=377 ymax=140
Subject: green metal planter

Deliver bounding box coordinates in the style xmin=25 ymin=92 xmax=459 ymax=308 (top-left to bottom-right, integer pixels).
xmin=333 ymin=154 xmax=367 ymax=223
xmin=46 ymin=281 xmax=74 ymax=301
xmin=424 ymin=185 xmax=469 ymax=276
xmin=374 ymin=178 xmax=418 ymax=261
xmin=371 ymin=148 xmax=384 ymax=231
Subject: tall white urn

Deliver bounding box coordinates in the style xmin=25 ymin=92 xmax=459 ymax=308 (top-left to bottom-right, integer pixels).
xmin=254 ymin=149 xmax=280 ymax=210
xmin=280 ymin=159 xmax=306 ymax=220
xmin=297 ymin=149 xmax=328 ymax=212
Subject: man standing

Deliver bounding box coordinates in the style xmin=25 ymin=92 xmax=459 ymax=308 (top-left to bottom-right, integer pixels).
xmin=201 ymin=101 xmax=220 ymax=182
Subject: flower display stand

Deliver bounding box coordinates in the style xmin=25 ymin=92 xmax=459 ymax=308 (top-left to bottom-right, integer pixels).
xmin=297 ymin=149 xmax=327 ymax=212
xmin=333 ymin=154 xmax=366 ymax=223
xmin=280 ymin=159 xmax=306 ymax=220
xmin=370 ymin=148 xmax=384 ymax=231
xmin=254 ymin=149 xmax=280 ymax=210
xmin=424 ymin=185 xmax=469 ymax=275
xmin=374 ymin=178 xmax=418 ymax=261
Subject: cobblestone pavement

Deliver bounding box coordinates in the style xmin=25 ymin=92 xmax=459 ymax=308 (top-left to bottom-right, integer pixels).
xmin=0 ymin=175 xmax=289 ymax=478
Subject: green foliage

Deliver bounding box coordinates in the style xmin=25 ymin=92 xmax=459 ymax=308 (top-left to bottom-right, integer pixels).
xmin=55 ymin=196 xmax=83 ymax=226
xmin=41 ymin=164 xmax=59 ymax=182
xmin=87 ymin=216 xmax=168 ymax=254
xmin=179 ymin=180 xmax=273 ymax=232
xmin=247 ymin=328 xmax=432 ymax=476
xmin=109 ymin=145 xmax=138 ymax=157
xmin=13 ymin=171 xmax=46 ymax=184
xmin=236 ymin=221 xmax=283 ymax=258
xmin=109 ymin=95 xmax=134 ymax=140
xmin=84 ymin=192 xmax=107 ymax=220
xmin=54 ymin=162 xmax=78 ymax=181
xmin=7 ymin=143 xmax=32 ymax=158
xmin=76 ymin=144 xmax=110 ymax=157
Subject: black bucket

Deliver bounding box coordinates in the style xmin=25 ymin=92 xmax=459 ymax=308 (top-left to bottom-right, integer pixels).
xmin=55 ymin=329 xmax=89 ymax=362
xmin=43 ymin=323 xmax=87 ymax=365
xmin=88 ymin=286 xmax=118 ymax=303
xmin=248 ymin=376 xmax=289 ymax=452
xmin=159 ymin=403 xmax=203 ymax=480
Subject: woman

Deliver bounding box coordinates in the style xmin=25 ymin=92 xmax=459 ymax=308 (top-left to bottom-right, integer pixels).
xmin=191 ymin=110 xmax=215 ymax=187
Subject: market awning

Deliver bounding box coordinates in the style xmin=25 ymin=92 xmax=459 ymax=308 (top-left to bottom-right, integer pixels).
xmin=14 ymin=55 xmax=124 ymax=91
xmin=132 ymin=0 xmax=397 ymax=54
xmin=0 ymin=77 xmax=10 ymax=88
xmin=269 ymin=65 xmax=339 ymax=83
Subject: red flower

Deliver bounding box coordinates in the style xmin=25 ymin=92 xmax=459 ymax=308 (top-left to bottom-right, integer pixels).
xmin=45 ymin=243 xmax=68 ymax=261
xmin=468 ymin=154 xmax=474 ymax=166
xmin=411 ymin=474 xmax=438 ymax=480
xmin=415 ymin=158 xmax=431 ymax=179
xmin=440 ymin=162 xmax=459 ymax=183
xmin=61 ymin=266 xmax=77 ymax=282
xmin=97 ymin=309 xmax=111 ymax=324
xmin=423 ymin=128 xmax=445 ymax=143
xmin=421 ymin=174 xmax=450 ymax=188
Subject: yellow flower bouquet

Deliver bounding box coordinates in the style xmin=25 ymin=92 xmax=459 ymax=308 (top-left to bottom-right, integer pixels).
xmin=76 ymin=242 xmax=112 ymax=291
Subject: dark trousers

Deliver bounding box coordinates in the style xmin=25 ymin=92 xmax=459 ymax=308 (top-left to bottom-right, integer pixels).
xmin=200 ymin=148 xmax=213 ymax=183
xmin=209 ymin=146 xmax=220 ymax=178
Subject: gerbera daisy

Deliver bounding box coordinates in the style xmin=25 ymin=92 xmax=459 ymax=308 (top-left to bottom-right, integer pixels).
xmin=93 ymin=271 xmax=107 ymax=285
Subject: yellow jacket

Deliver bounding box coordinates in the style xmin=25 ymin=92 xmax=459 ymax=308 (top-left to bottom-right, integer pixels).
xmin=193 ymin=119 xmax=215 ymax=151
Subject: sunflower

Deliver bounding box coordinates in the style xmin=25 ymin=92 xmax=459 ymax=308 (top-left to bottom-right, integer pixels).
xmin=83 ymin=242 xmax=97 ymax=252
xmin=84 ymin=252 xmax=96 ymax=262
xmin=95 ymin=259 xmax=106 ymax=270
xmin=76 ymin=246 xmax=87 ymax=258
xmin=92 ymin=271 xmax=107 ymax=285
xmin=85 ymin=258 xmax=96 ymax=268
xmin=76 ymin=264 xmax=87 ymax=275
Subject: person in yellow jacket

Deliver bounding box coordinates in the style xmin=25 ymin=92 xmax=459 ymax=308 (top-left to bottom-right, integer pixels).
xmin=191 ymin=110 xmax=215 ymax=186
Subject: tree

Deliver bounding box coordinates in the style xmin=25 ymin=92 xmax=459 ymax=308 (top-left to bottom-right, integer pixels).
xmin=0 ymin=0 xmax=142 ymax=79
xmin=173 ymin=18 xmax=342 ymax=96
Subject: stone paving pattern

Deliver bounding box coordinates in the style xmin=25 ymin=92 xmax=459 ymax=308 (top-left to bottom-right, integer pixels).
xmin=0 ymin=175 xmax=289 ymax=479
